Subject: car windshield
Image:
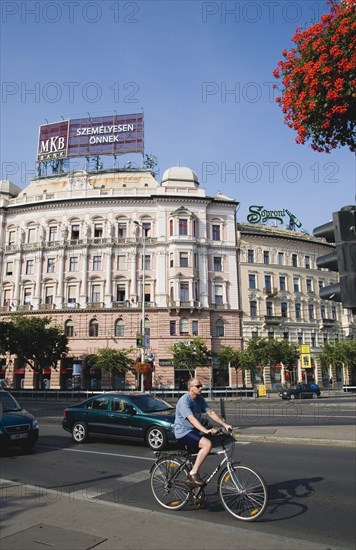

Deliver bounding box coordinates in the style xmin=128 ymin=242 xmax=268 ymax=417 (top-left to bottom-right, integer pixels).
xmin=130 ymin=395 xmax=173 ymax=413
xmin=0 ymin=392 xmax=22 ymax=412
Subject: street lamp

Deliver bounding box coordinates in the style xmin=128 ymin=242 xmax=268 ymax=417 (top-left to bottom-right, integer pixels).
xmin=134 ymin=220 xmax=146 ymax=392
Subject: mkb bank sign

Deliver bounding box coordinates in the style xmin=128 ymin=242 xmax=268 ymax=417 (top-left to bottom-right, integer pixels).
xmin=37 ymin=113 xmax=144 ymax=161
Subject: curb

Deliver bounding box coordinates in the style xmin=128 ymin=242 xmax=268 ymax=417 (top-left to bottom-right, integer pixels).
xmin=235 ymin=434 xmax=355 ymax=447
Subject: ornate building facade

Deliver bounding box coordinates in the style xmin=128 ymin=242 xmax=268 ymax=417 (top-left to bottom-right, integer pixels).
xmin=0 ymin=167 xmax=241 ymax=389
xmin=238 ymin=222 xmax=356 ymax=389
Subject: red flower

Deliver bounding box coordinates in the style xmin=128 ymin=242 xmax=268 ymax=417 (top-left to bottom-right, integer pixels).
xmin=273 ymin=0 xmax=356 ymax=153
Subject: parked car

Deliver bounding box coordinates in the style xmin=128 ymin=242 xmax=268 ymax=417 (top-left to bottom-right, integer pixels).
xmin=0 ymin=390 xmax=39 ymax=452
xmin=62 ymin=392 xmax=176 ymax=450
xmin=279 ymin=384 xmax=321 ymax=400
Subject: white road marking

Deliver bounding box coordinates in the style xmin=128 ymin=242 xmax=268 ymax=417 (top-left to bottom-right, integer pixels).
xmin=36 ymin=445 xmax=156 ymax=461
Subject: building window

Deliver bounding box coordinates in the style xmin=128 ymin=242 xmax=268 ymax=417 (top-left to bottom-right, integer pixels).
xmin=263 ymin=251 xmax=269 ymax=265
xmin=264 ymin=275 xmax=271 ymax=292
xmin=45 ymin=287 xmax=54 ymax=304
xmin=180 ymin=282 xmax=189 ymax=301
xmin=193 ymin=219 xmax=197 ymax=236
xmin=318 ymin=280 xmax=324 ymax=293
xmin=298 ymin=332 xmax=303 ymax=344
xmin=321 ymin=305 xmax=326 ymax=319
xmin=194 ymin=253 xmax=198 ymax=268
xmin=212 ymin=224 xmax=221 ymax=241
xmin=93 ymin=256 xmax=102 ymax=271
xmin=170 ymin=253 xmax=174 ymax=268
xmin=69 ymin=257 xmax=79 ymax=272
xmin=169 ymin=219 xmax=173 ymax=236
xmin=94 ymin=224 xmax=103 ymax=238
xmin=142 ymin=254 xmax=151 ymax=270
xmin=281 ymin=302 xmax=288 ymax=318
xmin=116 ymin=285 xmax=126 ymax=302
xmin=309 ymin=303 xmax=315 ymax=320
xmin=293 ymin=277 xmax=300 ymax=292
xmin=65 ymin=320 xmax=74 ymax=337
xmin=192 ymin=320 xmax=199 ymax=336
xmin=180 ymin=317 xmax=189 ymax=334
xmin=91 ymin=285 xmax=101 ymax=303
xmin=179 ymin=219 xmax=188 ymax=236
xmin=115 ymin=319 xmax=124 ymax=337
xmin=213 ymin=257 xmax=222 ymax=271
xmin=248 ymin=274 xmax=256 ymax=289
xmin=28 ymin=228 xmax=36 ymax=243
xmin=118 ymin=223 xmax=127 ymax=238
xmin=250 ymin=300 xmax=257 ymax=317
xmin=279 ymin=276 xmax=286 ymax=291
xmin=170 ymin=321 xmax=176 ymax=336
xmin=49 ymin=226 xmax=57 ymax=241
xmin=6 ymin=261 xmax=14 ymax=276
xmin=266 ymin=301 xmax=273 ymax=316
xmin=295 ymin=303 xmax=301 ymax=319
xmin=247 ymin=249 xmax=254 ymax=263
xmin=283 ymin=331 xmax=289 ymax=340
xmin=24 ymin=288 xmax=32 ymax=304
xmin=268 ymin=330 xmax=274 ymax=339
xmin=214 ymin=284 xmax=223 ymax=304
xmin=89 ymin=319 xmax=99 ymax=337
xmin=180 ymin=252 xmax=189 ymax=267
xmin=252 ymin=330 xmax=258 ymax=338
xmin=306 ymin=278 xmax=313 ymax=293
xmin=67 ymin=286 xmax=77 ymax=306
xmin=26 ymin=260 xmax=34 ymax=275
xmin=142 ymin=222 xmax=151 ymax=237
xmin=332 ymin=306 xmax=337 ymax=320
xmin=117 ymin=255 xmax=127 ymax=270
xmin=8 ymin=230 xmax=16 ymax=244
xmin=305 ymin=255 xmax=310 ymax=269
xmin=292 ymin=254 xmax=298 ymax=267
xmin=278 ymin=252 xmax=284 ymax=266
xmin=311 ymin=333 xmax=316 ymax=347
xmin=215 ymin=320 xmax=224 ymax=337
xmin=47 ymin=258 xmax=55 ymax=273
xmin=144 ymin=283 xmax=151 ymax=303
xmin=71 ymin=224 xmax=80 ymax=240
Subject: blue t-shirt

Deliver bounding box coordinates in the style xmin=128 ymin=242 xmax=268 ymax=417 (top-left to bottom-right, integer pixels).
xmin=174 ymin=393 xmax=210 ymax=439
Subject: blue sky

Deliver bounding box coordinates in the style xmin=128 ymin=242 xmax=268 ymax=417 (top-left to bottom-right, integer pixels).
xmin=1 ymin=0 xmax=355 ymax=231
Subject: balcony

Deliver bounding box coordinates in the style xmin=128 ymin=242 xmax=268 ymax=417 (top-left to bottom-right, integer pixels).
xmin=63 ymin=302 xmax=80 ymax=309
xmin=265 ymin=315 xmax=282 ymax=324
xmin=17 ymin=304 xmax=33 ymax=311
xmin=263 ymin=287 xmax=278 ymax=296
xmin=87 ymin=302 xmax=105 ymax=309
xmin=112 ymin=301 xmax=130 ymax=308
xmin=212 ymin=303 xmax=230 ymax=310
xmin=322 ymin=318 xmax=336 ymax=326
xmin=39 ymin=303 xmax=55 ymax=311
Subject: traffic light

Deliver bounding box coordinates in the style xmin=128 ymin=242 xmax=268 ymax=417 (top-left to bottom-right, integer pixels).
xmin=313 ymin=206 xmax=356 ymax=313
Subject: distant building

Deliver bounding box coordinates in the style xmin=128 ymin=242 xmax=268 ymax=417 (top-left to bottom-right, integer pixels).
xmin=0 ymin=168 xmax=242 ymax=390
xmin=238 ymin=222 xmax=356 ymax=389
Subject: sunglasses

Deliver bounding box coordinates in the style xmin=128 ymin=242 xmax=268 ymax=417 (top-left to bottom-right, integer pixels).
xmin=193 ymin=384 xmax=203 ymax=388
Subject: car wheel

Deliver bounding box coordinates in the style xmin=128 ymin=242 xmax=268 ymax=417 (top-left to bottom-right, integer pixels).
xmin=72 ymin=421 xmax=88 ymax=443
xmin=290 ymin=394 xmax=296 ymax=400
xmin=312 ymin=393 xmax=318 ymax=399
xmin=146 ymin=426 xmax=167 ymax=451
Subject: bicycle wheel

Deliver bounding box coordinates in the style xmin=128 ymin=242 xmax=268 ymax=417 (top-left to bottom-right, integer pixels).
xmin=218 ymin=464 xmax=268 ymax=521
xmin=150 ymin=458 xmax=190 ymax=510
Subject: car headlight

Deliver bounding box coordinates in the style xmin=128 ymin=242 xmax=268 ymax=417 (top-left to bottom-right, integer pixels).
xmin=32 ymin=419 xmax=39 ymax=429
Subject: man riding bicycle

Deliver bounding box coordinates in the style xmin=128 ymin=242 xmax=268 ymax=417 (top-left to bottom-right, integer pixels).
xmin=174 ymin=377 xmax=232 ymax=486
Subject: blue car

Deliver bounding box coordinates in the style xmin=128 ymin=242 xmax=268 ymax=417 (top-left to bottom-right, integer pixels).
xmin=0 ymin=391 xmax=39 ymax=452
xmin=62 ymin=392 xmax=176 ymax=450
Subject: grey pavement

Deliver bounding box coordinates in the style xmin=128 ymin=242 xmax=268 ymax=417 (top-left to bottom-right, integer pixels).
xmin=1 ymin=394 xmax=354 ymax=550
xmin=0 ymin=477 xmax=351 ymax=550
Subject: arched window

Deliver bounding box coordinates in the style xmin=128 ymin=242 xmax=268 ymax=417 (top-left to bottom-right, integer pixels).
xmin=65 ymin=320 xmax=74 ymax=337
xmin=115 ymin=319 xmax=124 ymax=337
xmin=179 ymin=318 xmax=189 ymax=335
xmin=215 ymin=320 xmax=224 ymax=337
xmin=89 ymin=319 xmax=99 ymax=337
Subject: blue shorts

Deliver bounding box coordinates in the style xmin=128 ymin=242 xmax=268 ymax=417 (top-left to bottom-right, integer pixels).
xmin=178 ymin=429 xmax=203 ymax=453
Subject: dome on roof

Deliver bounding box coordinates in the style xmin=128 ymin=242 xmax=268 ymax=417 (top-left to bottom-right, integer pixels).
xmin=0 ymin=179 xmax=22 ymax=199
xmin=161 ymin=166 xmax=199 ymax=187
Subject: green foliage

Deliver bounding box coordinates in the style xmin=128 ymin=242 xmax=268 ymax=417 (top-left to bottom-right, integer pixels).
xmin=218 ymin=346 xmax=255 ymax=372
xmin=245 ymin=337 xmax=299 ymax=369
xmin=86 ymin=347 xmax=135 ymax=374
xmin=6 ymin=316 xmax=68 ymax=371
xmin=170 ymin=337 xmax=211 ymax=377
xmin=0 ymin=321 xmax=14 ymax=355
xmin=319 ymin=340 xmax=356 ymax=368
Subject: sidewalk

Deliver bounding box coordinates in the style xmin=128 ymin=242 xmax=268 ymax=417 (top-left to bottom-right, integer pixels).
xmin=235 ymin=424 xmax=356 ymax=447
xmin=0 ymin=478 xmax=350 ymax=550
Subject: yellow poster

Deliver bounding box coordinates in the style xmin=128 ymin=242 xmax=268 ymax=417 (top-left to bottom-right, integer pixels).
xmin=301 ymin=354 xmax=312 ymax=368
xmin=300 ymin=344 xmax=310 ymax=355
